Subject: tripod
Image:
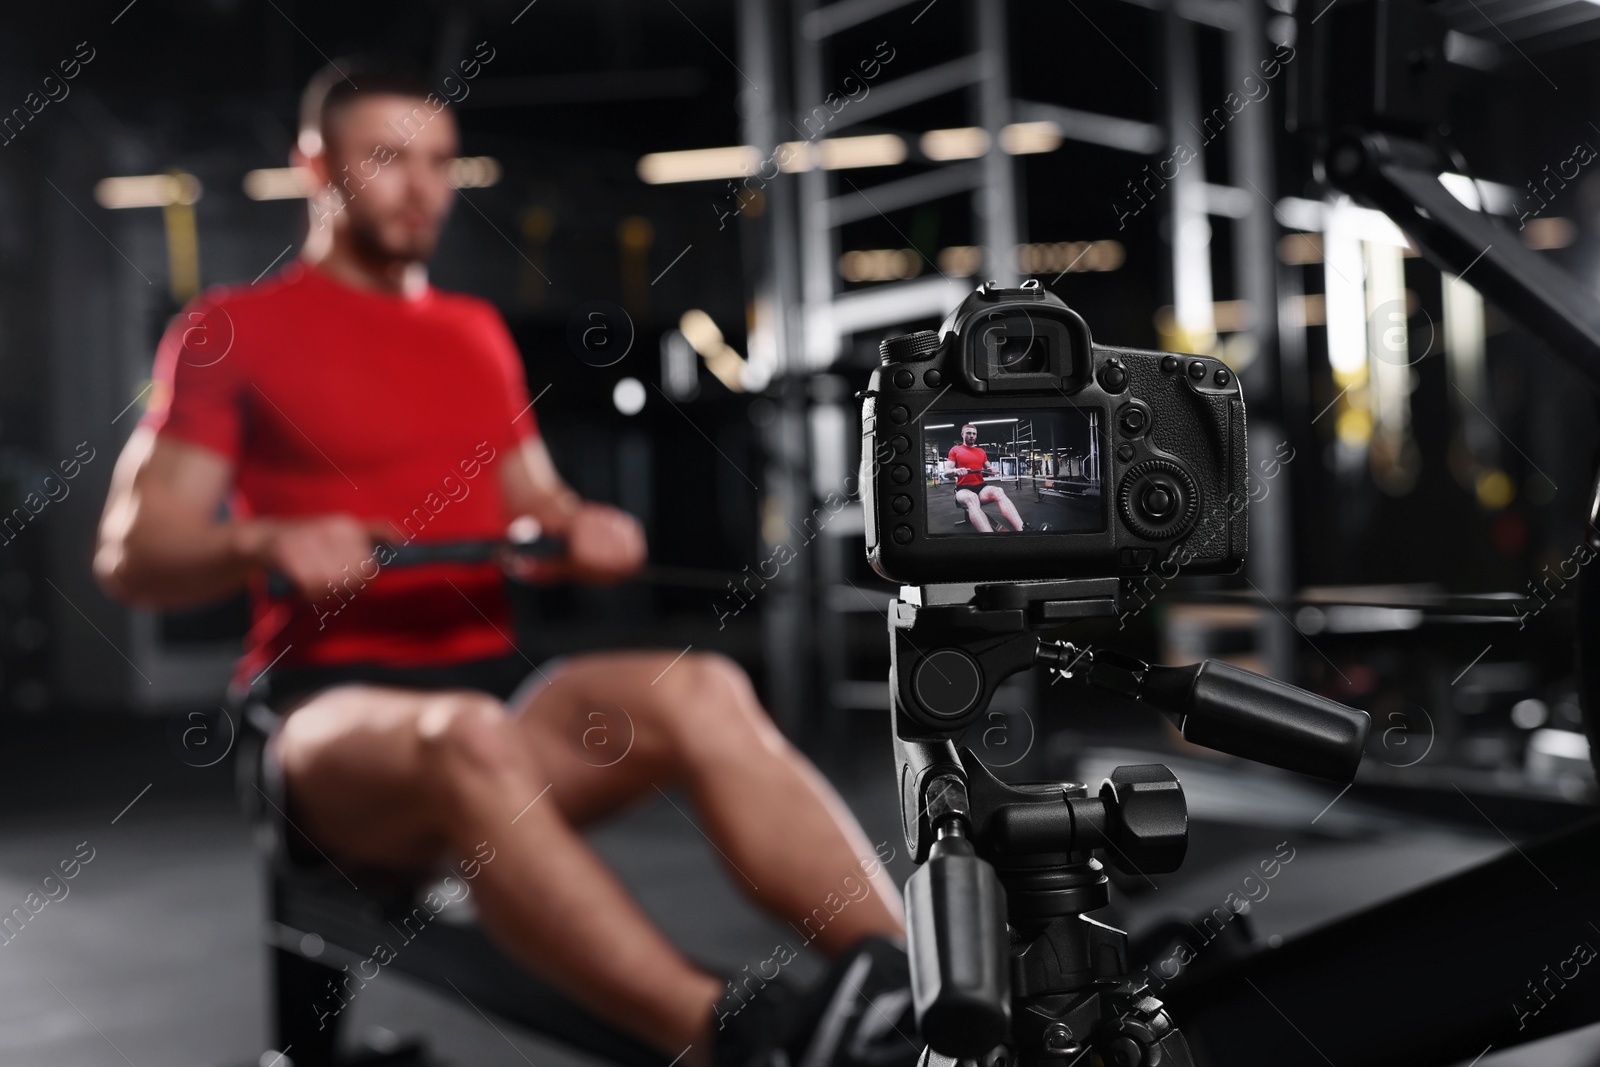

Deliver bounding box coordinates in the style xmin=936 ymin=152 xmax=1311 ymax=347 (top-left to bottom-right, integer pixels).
xmin=888 ymin=579 xmax=1370 ymax=1067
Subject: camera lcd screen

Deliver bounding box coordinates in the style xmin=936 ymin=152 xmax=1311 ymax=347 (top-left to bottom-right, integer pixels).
xmin=923 ymin=409 xmax=1103 ymax=535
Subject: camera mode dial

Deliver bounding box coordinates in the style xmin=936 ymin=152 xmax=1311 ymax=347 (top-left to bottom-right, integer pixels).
xmin=880 ymin=330 xmax=942 ymax=363
xmin=1119 ymin=460 xmax=1199 ymax=542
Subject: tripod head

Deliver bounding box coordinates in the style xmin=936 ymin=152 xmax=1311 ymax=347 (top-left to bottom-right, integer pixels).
xmin=889 ymin=579 xmax=1370 ymax=1065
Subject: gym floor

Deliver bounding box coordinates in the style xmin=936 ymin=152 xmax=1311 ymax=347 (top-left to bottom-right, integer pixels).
xmin=5 ymin=714 xmax=1598 ymax=1067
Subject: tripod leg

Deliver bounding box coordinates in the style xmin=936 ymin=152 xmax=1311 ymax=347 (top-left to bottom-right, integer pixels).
xmin=1151 ymin=1027 xmax=1196 ymax=1067
xmin=916 ymin=1048 xmax=991 ymax=1067
xmin=272 ymin=943 xmax=345 ymax=1066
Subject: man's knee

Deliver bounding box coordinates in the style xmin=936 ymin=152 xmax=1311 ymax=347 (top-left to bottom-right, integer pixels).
xmin=416 ymin=691 xmax=526 ymax=779
xmin=657 ymin=652 xmax=775 ymax=754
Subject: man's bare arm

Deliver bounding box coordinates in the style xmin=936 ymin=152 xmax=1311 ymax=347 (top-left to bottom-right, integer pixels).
xmin=498 ymin=436 xmax=645 ymax=582
xmin=94 ymin=427 xmax=371 ymax=609
xmin=499 ymin=435 xmax=584 ymax=535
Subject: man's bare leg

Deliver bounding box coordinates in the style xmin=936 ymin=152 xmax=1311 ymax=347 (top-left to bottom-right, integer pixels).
xmin=272 ymin=685 xmax=723 ymax=1055
xmin=271 ymin=651 xmax=903 ymax=1057
xmin=507 ymin=651 xmax=904 ymax=956
xmin=981 ymin=486 xmax=1025 ymax=531
xmin=956 ymin=489 xmax=993 ymax=531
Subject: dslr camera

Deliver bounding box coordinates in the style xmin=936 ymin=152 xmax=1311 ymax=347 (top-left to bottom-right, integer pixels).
xmin=861 ymin=279 xmax=1248 ymax=584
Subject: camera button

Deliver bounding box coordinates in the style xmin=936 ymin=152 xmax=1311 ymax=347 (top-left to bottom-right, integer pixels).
xmin=1187 ymin=360 xmax=1207 ymax=381
xmin=923 ymin=369 xmax=943 ymax=387
xmin=890 ymin=464 xmax=912 ymax=484
xmin=1143 ymin=485 xmax=1174 ymax=517
xmin=1214 ymin=368 xmax=1232 ymax=387
xmin=893 ymin=524 xmax=914 ymax=544
xmin=1117 ymin=443 xmax=1136 ymax=462
xmin=893 ymin=369 xmax=915 ymax=388
xmin=1161 ymin=356 xmax=1180 ymax=374
xmin=890 ymin=434 xmax=910 ymax=454
xmin=891 ymin=494 xmax=913 ymax=514
xmin=1098 ymin=359 xmax=1129 ymax=393
xmin=1118 ymin=406 xmax=1148 ymax=436
xmin=888 ymin=404 xmax=909 ymax=424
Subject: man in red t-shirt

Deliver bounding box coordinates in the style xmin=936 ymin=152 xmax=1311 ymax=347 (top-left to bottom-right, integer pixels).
xmin=948 ymin=423 xmax=1025 ymax=531
xmin=94 ymin=57 xmax=909 ymax=1067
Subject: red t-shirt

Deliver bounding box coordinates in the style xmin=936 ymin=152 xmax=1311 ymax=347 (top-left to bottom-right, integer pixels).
xmin=139 ymin=260 xmax=538 ymax=685
xmin=948 ymin=445 xmax=988 ymax=488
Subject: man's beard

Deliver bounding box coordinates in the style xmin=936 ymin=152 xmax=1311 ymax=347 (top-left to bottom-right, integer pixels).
xmin=348 ymin=213 xmax=437 ymax=266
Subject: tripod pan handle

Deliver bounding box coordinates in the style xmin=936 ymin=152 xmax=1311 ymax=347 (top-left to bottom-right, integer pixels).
xmin=905 ymin=833 xmax=1011 ymax=1058
xmin=1145 ymin=659 xmax=1370 ymax=781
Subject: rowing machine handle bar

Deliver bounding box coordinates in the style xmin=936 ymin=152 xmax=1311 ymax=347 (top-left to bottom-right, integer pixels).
xmin=265 ymin=537 xmax=569 ymax=598
xmin=905 ymin=832 xmax=1011 ymax=1058
xmin=1138 ymin=658 xmax=1370 ymax=782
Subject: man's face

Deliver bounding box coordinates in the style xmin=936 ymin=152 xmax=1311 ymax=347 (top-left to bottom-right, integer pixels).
xmin=320 ymin=94 xmax=459 ymax=263
xmin=962 ymin=426 xmax=977 ymax=446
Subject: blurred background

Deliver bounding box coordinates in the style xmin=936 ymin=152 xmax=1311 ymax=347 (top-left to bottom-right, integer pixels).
xmin=2 ymin=0 xmax=1599 ymax=1064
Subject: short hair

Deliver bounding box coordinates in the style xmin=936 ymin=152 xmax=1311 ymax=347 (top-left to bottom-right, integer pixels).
xmin=961 ymin=423 xmax=977 ymax=431
xmin=299 ymin=55 xmax=437 ymax=155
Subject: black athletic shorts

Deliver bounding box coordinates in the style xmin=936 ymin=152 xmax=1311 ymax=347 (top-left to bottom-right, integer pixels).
xmin=954 ymin=482 xmax=985 ymax=503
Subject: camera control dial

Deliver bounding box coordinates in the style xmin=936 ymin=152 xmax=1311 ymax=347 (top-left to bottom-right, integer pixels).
xmin=880 ymin=330 xmax=942 ymax=363
xmin=1119 ymin=460 xmax=1200 ymax=541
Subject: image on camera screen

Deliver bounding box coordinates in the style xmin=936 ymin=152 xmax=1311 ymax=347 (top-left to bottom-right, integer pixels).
xmin=923 ymin=409 xmax=1103 ymax=535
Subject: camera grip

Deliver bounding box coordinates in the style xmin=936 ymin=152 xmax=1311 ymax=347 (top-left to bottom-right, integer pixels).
xmin=905 ymin=834 xmax=1011 ymax=1058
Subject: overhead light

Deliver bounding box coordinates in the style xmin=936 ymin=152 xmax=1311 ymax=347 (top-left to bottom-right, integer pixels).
xmin=242 ymin=157 xmax=502 ymax=201
xmin=999 ymin=121 xmax=1062 ymax=155
xmin=95 ymin=172 xmax=202 ymax=209
xmin=813 ymin=134 xmax=905 ymax=170
xmin=612 ymin=377 xmax=647 ymax=416
xmin=638 ymin=145 xmax=761 ymax=184
xmin=679 ymin=309 xmax=748 ymax=392
xmin=640 ymin=119 xmax=1072 ymax=184
xmin=243 ymin=167 xmax=308 ymax=201
xmin=918 ymin=122 xmax=1064 ymax=161
xmin=776 ymin=134 xmax=907 ymax=172
xmin=920 ymin=122 xmax=1061 ymax=161
xmin=910 ymin=240 xmax=1125 ymax=280
xmin=921 ymin=127 xmax=989 ymax=161
xmin=448 ymin=156 xmax=503 ymax=189
xmin=840 ymin=248 xmax=925 ymax=282
xmin=939 ymin=245 xmax=984 ymax=276
xmin=1015 ymin=239 xmax=1124 ymax=274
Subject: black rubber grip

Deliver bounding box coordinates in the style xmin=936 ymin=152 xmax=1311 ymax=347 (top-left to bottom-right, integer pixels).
xmin=904 ymin=834 xmax=1011 ymax=1058
xmin=1146 ymin=659 xmax=1371 ymax=781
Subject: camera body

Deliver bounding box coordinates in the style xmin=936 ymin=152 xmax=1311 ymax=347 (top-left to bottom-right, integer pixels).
xmin=862 ymin=280 xmax=1248 ymax=585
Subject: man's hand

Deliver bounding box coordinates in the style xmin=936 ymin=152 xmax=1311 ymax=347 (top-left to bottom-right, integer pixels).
xmin=239 ymin=514 xmax=376 ymax=601
xmin=565 ymin=503 xmax=646 ymax=583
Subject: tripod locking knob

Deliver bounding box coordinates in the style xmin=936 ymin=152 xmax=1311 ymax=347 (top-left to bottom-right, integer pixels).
xmin=1098 ymin=765 xmax=1188 ymax=876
